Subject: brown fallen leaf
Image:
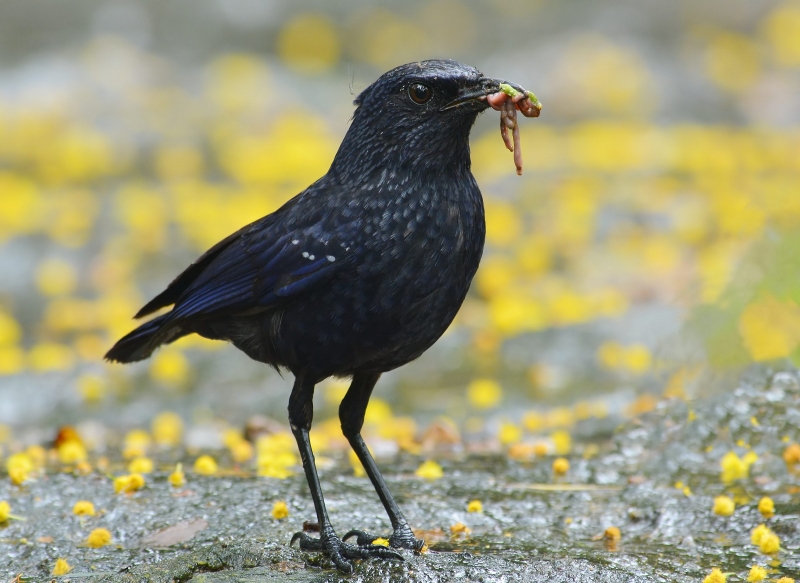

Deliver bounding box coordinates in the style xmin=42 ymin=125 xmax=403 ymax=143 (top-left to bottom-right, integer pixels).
xmin=37 ymin=536 xmax=54 ymax=543
xmin=140 ymin=518 xmax=208 ymax=548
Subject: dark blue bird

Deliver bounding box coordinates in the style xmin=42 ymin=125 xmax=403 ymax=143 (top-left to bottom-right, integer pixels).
xmin=107 ymin=60 xmax=536 ymax=573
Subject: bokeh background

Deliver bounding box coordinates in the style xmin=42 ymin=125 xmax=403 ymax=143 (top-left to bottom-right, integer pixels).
xmin=1 ymin=0 xmax=800 ymax=461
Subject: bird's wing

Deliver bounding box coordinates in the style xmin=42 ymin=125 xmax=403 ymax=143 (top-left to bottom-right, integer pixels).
xmin=140 ymin=214 xmax=359 ymax=324
xmin=135 ymin=224 xmax=250 ymax=318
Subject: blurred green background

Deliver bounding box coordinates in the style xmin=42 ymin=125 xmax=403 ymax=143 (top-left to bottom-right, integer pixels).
xmin=1 ymin=0 xmax=800 ymax=451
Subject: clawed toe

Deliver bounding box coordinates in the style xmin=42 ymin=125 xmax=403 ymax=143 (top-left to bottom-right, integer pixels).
xmin=291 ymin=528 xmax=403 ymax=573
xmin=343 ymin=526 xmax=425 ymax=552
xmin=290 ymin=531 xmax=324 ymax=551
xmin=342 ymin=529 xmax=378 ymax=547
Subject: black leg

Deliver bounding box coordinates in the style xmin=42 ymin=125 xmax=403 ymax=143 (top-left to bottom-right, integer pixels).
xmin=287 ymin=374 xmax=403 ymax=573
xmin=340 ymin=372 xmax=425 ymax=552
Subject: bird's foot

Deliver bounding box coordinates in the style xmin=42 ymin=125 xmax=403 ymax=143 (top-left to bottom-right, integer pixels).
xmin=343 ymin=524 xmax=425 ymax=552
xmin=291 ymin=525 xmax=404 ymax=574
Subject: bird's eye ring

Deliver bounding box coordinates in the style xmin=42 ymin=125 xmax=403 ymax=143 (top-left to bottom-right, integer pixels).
xmin=408 ymin=83 xmax=433 ymax=105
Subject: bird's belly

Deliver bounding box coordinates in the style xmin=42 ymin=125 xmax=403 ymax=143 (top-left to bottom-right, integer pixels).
xmin=275 ymin=259 xmax=472 ymax=378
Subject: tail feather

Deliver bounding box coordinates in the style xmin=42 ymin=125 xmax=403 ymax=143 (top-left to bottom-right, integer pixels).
xmin=105 ymin=314 xmax=185 ymax=363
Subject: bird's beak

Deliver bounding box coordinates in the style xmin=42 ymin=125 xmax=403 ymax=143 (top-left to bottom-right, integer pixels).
xmin=441 ymin=77 xmax=527 ymax=112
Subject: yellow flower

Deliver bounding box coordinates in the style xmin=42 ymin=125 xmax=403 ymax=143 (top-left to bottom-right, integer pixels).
xmin=150 ymin=350 xmax=190 ymax=386
xmin=712 ymin=495 xmax=735 ymax=517
xmin=622 ymin=344 xmax=652 ymax=374
xmin=114 ymin=473 xmax=145 ymax=494
xmin=747 ymin=566 xmax=767 ymax=583
xmin=720 ymin=451 xmax=753 ymax=483
xmin=77 ymin=374 xmax=106 ymax=403
xmin=466 ymin=378 xmax=502 ymax=409
xmin=28 ymin=342 xmax=75 ymax=372
xmin=523 ymin=410 xmax=544 ymax=432
xmin=551 ymin=430 xmax=572 ymax=455
xmin=0 ymin=501 xmax=10 ymax=522
xmin=498 ymin=421 xmax=522 ymax=445
xmin=759 ymin=531 xmax=780 ymax=554
xmin=552 ymin=457 xmax=570 ymax=475
xmin=604 ymin=526 xmax=621 ymax=541
xmin=168 ymin=463 xmax=185 ymax=488
xmin=127 ymin=456 xmax=154 ymax=474
xmin=0 ymin=312 xmax=22 ymax=347
xmin=757 ymin=496 xmax=775 ymax=519
xmin=703 ymin=568 xmax=726 ymax=583
xmin=193 ymin=455 xmax=218 ymax=475
xmin=124 ymin=429 xmax=152 ymax=451
xmin=751 ymin=524 xmax=771 ymax=546
xmin=533 ymin=442 xmax=549 ymax=457
xmin=467 ymin=499 xmax=483 ymax=513
xmin=86 ymin=528 xmax=112 ymax=548
xmin=52 ymin=558 xmax=73 ymax=576
xmin=257 ymin=460 xmax=295 ymax=479
xmin=151 ymin=411 xmax=184 ymax=447
xmin=256 ymin=432 xmax=299 ymax=480
xmin=72 ymin=500 xmax=96 ymax=516
xmin=9 ymin=466 xmax=28 ymax=486
xmin=739 ymin=295 xmax=800 ymax=361
xmin=271 ymin=500 xmax=289 ymax=520
xmin=58 ymin=441 xmax=87 ymax=464
xmin=783 ymin=443 xmax=800 ymax=465
xmin=776 ymin=578 xmax=795 ymax=583
xmin=230 ymin=439 xmax=254 ymax=463
xmin=449 ymin=522 xmax=471 ymax=535
xmin=415 ymin=460 xmax=443 ymax=480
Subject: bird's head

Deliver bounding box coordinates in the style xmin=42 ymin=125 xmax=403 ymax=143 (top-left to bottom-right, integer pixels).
xmin=331 ymin=60 xmax=524 ymax=181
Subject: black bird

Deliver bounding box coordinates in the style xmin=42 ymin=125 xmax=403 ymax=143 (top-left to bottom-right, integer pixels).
xmin=107 ymin=60 xmax=534 ymax=573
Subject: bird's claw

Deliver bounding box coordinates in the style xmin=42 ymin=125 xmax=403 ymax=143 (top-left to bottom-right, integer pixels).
xmin=343 ymin=525 xmax=425 ymax=552
xmin=291 ymin=529 xmax=404 ymax=574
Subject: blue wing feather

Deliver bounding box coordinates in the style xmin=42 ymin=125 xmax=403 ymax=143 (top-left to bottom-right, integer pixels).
xmin=162 ymin=223 xmax=353 ymax=323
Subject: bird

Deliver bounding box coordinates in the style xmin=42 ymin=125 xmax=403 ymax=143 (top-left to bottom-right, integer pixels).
xmin=106 ymin=59 xmax=536 ymax=573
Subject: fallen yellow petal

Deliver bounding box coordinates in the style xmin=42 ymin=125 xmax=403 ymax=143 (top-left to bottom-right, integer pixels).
xmin=168 ymin=463 xmax=186 ymax=487
xmin=712 ymin=495 xmax=735 ymax=517
xmin=271 ymin=500 xmax=289 ymax=520
xmin=703 ymin=567 xmax=726 ymax=583
xmin=415 ymin=460 xmax=443 ymax=480
xmin=127 ymin=456 xmax=154 ymax=474
xmin=747 ymin=565 xmax=767 ymax=583
xmin=757 ymin=496 xmax=775 ymax=519
xmin=72 ymin=500 xmax=96 ymax=516
xmin=604 ymin=526 xmax=621 ymax=541
xmin=86 ymin=527 xmax=112 ymax=548
xmin=552 ymin=457 xmax=570 ymax=475
xmin=193 ymin=454 xmax=218 ymax=475
xmin=52 ymin=557 xmax=73 ymax=576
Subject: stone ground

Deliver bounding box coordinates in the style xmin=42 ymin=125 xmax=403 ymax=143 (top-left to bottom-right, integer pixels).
xmin=2 ymin=369 xmax=800 ymax=582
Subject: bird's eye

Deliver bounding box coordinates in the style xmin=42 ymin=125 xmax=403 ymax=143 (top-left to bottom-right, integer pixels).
xmin=408 ymin=83 xmax=432 ymax=104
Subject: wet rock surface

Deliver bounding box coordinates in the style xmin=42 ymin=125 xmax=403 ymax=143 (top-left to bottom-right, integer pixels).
xmin=3 ymin=369 xmax=799 ymax=582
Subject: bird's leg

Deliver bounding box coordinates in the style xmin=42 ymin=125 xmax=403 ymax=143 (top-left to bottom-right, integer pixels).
xmin=287 ymin=374 xmax=402 ymax=573
xmin=340 ymin=372 xmax=425 ymax=552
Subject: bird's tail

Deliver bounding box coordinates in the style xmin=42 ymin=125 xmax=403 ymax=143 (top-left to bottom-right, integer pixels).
xmin=104 ymin=313 xmax=186 ymax=363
